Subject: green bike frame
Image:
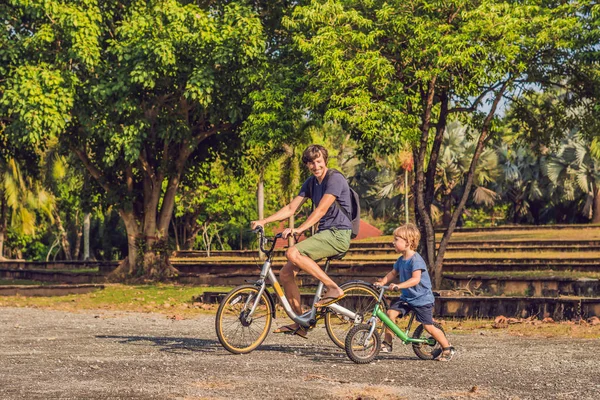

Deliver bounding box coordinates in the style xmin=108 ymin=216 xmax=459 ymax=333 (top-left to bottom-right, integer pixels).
xmin=370 ymin=300 xmax=436 ymax=346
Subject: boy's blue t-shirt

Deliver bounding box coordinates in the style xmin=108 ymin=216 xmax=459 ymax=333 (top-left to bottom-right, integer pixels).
xmin=393 ymin=252 xmax=435 ymax=306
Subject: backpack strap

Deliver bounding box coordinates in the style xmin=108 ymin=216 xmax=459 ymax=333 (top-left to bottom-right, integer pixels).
xmin=323 ymin=169 xmax=352 ymax=223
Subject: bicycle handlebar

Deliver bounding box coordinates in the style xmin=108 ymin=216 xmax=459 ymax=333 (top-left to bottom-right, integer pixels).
xmin=251 ymin=226 xmax=282 ymax=255
xmin=373 ymin=283 xmax=401 ymax=292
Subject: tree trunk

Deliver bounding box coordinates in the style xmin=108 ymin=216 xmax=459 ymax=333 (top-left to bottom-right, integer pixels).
xmin=83 ymin=212 xmax=91 ymax=260
xmin=404 ymin=169 xmax=409 ymax=224
xmin=172 ymin=219 xmax=181 ymax=251
xmin=432 ymin=80 xmax=510 ymax=288
xmin=441 ymin=193 xmax=453 ymax=228
xmin=258 ymin=176 xmax=265 ymax=258
xmin=0 ymin=196 xmax=6 ymax=260
xmin=55 ymin=213 xmax=72 ymax=261
xmin=592 ymin=186 xmax=600 ymax=224
xmin=73 ymin=211 xmax=82 ymax=261
xmin=414 ymin=80 xmax=509 ymax=289
xmin=0 ymin=228 xmax=5 ymax=261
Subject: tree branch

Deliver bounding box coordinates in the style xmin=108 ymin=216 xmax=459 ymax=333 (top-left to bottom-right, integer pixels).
xmin=71 ymin=147 xmax=111 ymax=193
xmin=448 ymin=82 xmax=504 ymax=114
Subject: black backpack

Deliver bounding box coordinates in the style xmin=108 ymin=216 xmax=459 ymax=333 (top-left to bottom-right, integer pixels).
xmin=307 ymin=169 xmax=360 ymax=239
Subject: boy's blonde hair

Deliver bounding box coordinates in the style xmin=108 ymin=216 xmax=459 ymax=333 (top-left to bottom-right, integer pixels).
xmin=393 ymin=223 xmax=421 ymax=250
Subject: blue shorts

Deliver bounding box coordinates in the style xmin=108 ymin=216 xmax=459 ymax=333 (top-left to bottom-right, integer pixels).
xmin=388 ymin=298 xmax=434 ymax=325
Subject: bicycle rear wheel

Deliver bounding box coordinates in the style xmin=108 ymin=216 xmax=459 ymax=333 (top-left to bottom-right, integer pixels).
xmin=411 ymin=321 xmax=445 ymax=360
xmin=325 ymin=282 xmax=385 ymax=349
xmin=215 ymin=285 xmax=273 ymax=354
xmin=345 ymin=323 xmax=381 ymax=364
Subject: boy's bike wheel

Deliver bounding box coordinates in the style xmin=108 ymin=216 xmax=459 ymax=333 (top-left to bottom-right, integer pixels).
xmin=215 ymin=285 xmax=273 ymax=354
xmin=345 ymin=324 xmax=381 ymax=364
xmin=325 ymin=282 xmax=385 ymax=349
xmin=411 ymin=321 xmax=445 ymax=360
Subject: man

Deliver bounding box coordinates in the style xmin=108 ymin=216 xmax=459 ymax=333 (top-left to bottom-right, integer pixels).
xmin=250 ymin=144 xmax=353 ymax=337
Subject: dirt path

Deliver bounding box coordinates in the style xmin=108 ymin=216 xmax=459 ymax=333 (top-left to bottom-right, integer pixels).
xmin=1 ymin=307 xmax=599 ymax=400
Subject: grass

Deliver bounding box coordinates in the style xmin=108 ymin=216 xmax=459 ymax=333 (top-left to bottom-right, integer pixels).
xmin=444 ymin=251 xmax=600 ymax=259
xmin=0 ymin=283 xmax=232 ymax=315
xmin=0 ymin=279 xmax=50 ymax=286
xmin=46 ymin=268 xmax=102 ymax=274
xmin=353 ymin=226 xmax=600 ymax=243
xmin=444 ymin=270 xmax=600 ymax=279
xmin=436 ymin=318 xmax=600 ymax=339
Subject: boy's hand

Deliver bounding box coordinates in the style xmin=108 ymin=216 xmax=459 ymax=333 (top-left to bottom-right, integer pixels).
xmin=374 ymin=279 xmax=385 ymax=287
xmin=389 ymin=283 xmax=401 ymax=292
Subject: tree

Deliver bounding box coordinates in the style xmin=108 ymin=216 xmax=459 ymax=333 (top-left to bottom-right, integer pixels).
xmin=2 ymin=1 xmax=269 ymax=278
xmin=286 ymin=0 xmax=592 ymax=287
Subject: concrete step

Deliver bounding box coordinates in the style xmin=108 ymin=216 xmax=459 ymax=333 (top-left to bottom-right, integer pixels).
xmin=443 ymin=274 xmax=600 ymax=297
xmin=200 ymin=290 xmax=600 ymax=320
xmin=0 ymin=284 xmax=104 ymax=296
xmin=0 ymin=269 xmax=106 ymax=284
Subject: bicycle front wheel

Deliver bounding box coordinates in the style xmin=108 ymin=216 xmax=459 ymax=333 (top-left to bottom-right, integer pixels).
xmin=345 ymin=323 xmax=381 ymax=364
xmin=215 ymin=285 xmax=273 ymax=354
xmin=325 ymin=282 xmax=385 ymax=349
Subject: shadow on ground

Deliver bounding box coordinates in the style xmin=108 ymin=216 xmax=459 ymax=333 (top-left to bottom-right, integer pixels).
xmin=96 ymin=335 xmax=221 ymax=354
xmin=97 ymin=334 xmax=421 ymax=364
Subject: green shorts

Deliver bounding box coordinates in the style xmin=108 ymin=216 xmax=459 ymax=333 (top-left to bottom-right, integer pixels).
xmin=294 ymin=228 xmax=352 ymax=261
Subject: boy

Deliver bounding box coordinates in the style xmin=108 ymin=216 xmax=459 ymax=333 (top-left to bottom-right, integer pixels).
xmin=374 ymin=223 xmax=455 ymax=361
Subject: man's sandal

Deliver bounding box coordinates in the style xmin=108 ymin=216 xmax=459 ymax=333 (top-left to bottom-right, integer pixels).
xmin=273 ymin=324 xmax=297 ymax=334
xmin=433 ymin=346 xmax=456 ymax=361
xmin=273 ymin=324 xmax=309 ymax=339
xmin=314 ymin=293 xmax=347 ymax=308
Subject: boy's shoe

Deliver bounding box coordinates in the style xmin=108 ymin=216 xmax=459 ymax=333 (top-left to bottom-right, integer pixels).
xmin=433 ymin=346 xmax=456 ymax=361
xmin=380 ymin=341 xmax=393 ymax=353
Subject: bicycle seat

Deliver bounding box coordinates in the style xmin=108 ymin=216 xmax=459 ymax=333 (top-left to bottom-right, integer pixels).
xmin=326 ymin=252 xmax=347 ymax=261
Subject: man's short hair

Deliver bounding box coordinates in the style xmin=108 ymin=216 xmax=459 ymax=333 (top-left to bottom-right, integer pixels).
xmin=302 ymin=144 xmax=328 ymax=164
xmin=393 ymin=223 xmax=421 ymax=250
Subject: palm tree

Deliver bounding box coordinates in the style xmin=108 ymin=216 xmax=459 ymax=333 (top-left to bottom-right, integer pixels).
xmin=545 ymin=134 xmax=600 ymax=223
xmin=494 ymin=144 xmax=549 ymax=223
xmin=435 ymin=121 xmax=500 ymax=227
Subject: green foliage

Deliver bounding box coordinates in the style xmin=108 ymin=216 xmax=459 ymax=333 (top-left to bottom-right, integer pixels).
xmin=285 ymin=0 xmax=588 ymax=159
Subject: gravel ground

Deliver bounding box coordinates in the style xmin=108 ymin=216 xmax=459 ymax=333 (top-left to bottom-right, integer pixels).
xmin=1 ymin=307 xmax=599 ymax=400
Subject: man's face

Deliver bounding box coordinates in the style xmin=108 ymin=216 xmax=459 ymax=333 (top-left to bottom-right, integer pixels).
xmin=305 ymin=153 xmax=327 ymax=180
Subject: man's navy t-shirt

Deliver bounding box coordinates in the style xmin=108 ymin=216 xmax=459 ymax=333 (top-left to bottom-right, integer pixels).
xmin=393 ymin=252 xmax=435 ymax=306
xmin=298 ymin=170 xmax=352 ymax=232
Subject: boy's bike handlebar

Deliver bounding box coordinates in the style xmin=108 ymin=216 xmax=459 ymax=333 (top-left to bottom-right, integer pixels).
xmin=373 ymin=284 xmax=401 ymax=292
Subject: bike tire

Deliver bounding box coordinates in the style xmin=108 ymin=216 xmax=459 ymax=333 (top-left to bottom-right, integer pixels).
xmin=325 ymin=282 xmax=385 ymax=349
xmin=411 ymin=321 xmax=445 ymax=360
xmin=345 ymin=323 xmax=381 ymax=364
xmin=215 ymin=285 xmax=273 ymax=354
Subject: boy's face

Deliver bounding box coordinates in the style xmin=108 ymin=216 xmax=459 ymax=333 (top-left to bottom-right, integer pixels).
xmin=305 ymin=153 xmax=327 ymax=180
xmin=393 ymin=236 xmax=410 ymax=253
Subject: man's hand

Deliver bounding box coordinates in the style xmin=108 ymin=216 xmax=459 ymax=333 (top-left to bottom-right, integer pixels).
xmin=281 ymin=228 xmax=304 ymax=239
xmin=374 ymin=279 xmax=386 ymax=287
xmin=250 ymin=221 xmax=264 ymax=230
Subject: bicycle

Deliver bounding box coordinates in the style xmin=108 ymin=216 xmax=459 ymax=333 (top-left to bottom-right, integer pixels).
xmin=215 ymin=226 xmax=384 ymax=354
xmin=345 ymin=284 xmax=447 ymax=364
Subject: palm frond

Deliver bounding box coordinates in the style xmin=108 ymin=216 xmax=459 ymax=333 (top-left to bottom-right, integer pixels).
xmin=472 ymin=186 xmax=499 ymax=207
